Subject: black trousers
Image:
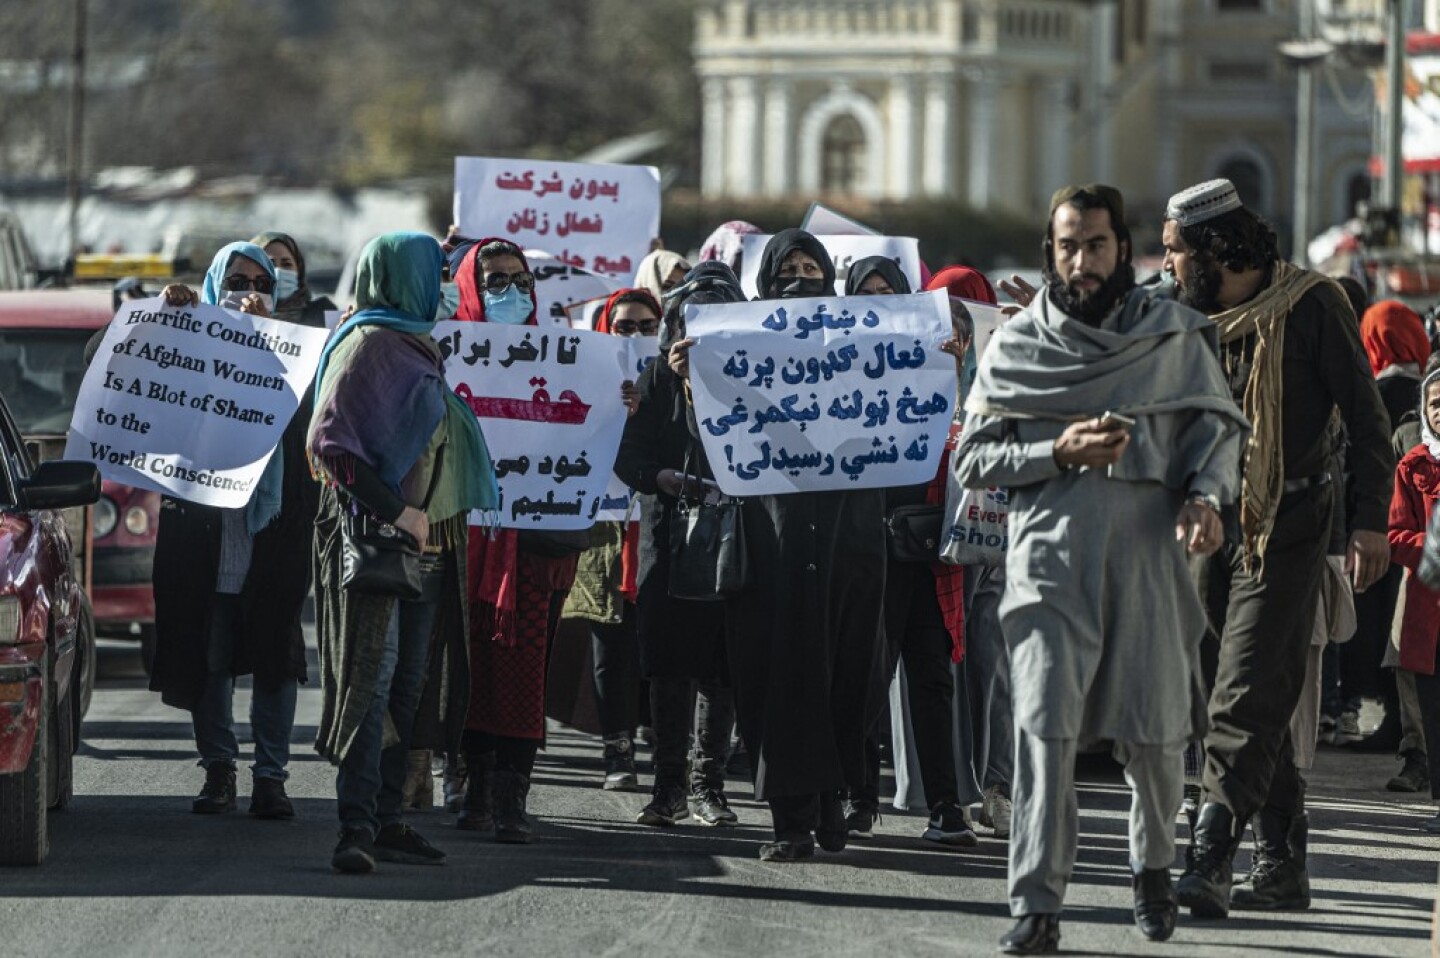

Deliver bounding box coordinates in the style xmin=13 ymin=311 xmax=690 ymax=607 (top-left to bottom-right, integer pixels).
xmin=463 ymin=729 xmax=539 ymax=778
xmin=1192 ymin=485 xmax=1331 ymax=821
xmin=649 ymin=676 xmax=735 ymax=790
xmin=590 ymin=603 xmax=640 ymax=740
xmin=1410 ymin=643 xmax=1440 ymax=800
xmin=857 ymin=560 xmax=959 ymax=810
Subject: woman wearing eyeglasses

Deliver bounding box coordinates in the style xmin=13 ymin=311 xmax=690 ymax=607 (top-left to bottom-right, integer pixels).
xmin=149 ymin=242 xmax=321 ymax=820
xmin=451 ymin=238 xmax=640 ymax=843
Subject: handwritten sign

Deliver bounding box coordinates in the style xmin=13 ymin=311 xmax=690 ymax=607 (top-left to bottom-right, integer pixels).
xmin=961 ymin=298 xmax=1008 ymax=360
xmin=453 ymin=157 xmax=661 ymax=282
xmin=435 ymin=321 xmax=633 ymax=529
xmin=685 ymin=290 xmax=955 ymax=496
xmin=63 ymin=297 xmax=327 ymax=506
xmin=527 ymin=249 xmax=624 ymax=328
xmin=738 ymin=234 xmax=921 ymax=299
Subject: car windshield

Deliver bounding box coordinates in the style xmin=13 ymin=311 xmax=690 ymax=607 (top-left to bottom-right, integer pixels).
xmin=0 ymin=329 xmax=94 ymax=436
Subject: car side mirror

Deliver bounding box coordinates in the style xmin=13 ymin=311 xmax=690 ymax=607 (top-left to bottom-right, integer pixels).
xmin=17 ymin=460 xmax=101 ymax=511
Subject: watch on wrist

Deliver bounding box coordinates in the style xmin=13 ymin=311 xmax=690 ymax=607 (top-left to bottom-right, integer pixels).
xmin=1188 ymin=492 xmax=1221 ymax=514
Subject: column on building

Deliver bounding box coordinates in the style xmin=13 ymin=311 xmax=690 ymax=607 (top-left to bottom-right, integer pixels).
xmin=1088 ymin=0 xmax=1117 ymax=183
xmin=702 ymin=76 xmax=728 ymax=197
xmin=1037 ymin=76 xmax=1070 ymax=201
xmin=727 ymin=75 xmax=762 ymax=197
xmin=922 ymin=72 xmax=955 ymax=196
xmin=887 ymin=75 xmax=917 ymax=199
xmin=763 ymin=78 xmax=793 ymax=197
xmin=966 ymin=68 xmax=999 ymax=209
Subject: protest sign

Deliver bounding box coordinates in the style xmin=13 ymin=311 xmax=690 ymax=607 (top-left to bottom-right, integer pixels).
xmin=527 ymin=250 xmax=624 ymax=328
xmin=800 ymin=203 xmax=879 ymax=236
xmin=738 ymin=234 xmax=921 ymax=298
xmin=434 ymin=321 xmax=632 ymax=529
xmin=962 ymin=298 xmax=1008 ymax=359
xmin=685 ymin=290 xmax=955 ymax=496
xmin=453 ymin=157 xmax=661 ymax=282
xmin=592 ymin=474 xmax=636 ymax=523
xmin=63 ymin=297 xmax=328 ymax=507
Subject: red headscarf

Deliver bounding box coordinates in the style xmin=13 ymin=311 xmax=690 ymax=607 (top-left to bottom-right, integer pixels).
xmin=455 ymin=238 xmax=539 ymax=324
xmin=594 ymin=287 xmax=662 ymax=335
xmin=925 ymin=265 xmax=999 ymax=306
xmin=1361 ymin=299 xmax=1430 ymax=376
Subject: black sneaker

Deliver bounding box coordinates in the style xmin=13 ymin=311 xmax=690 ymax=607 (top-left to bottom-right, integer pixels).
xmin=637 ymin=784 xmax=688 ymax=826
xmin=602 ymin=738 xmax=640 ymax=792
xmin=332 ymin=826 xmax=375 ymax=874
xmin=249 ymin=777 xmax=295 ymax=820
xmin=844 ymin=798 xmax=879 ymax=839
xmin=192 ymin=762 xmax=237 ymax=815
xmin=758 ymin=838 xmax=814 ymax=862
xmin=1387 ymin=750 xmax=1428 ymax=793
xmin=373 ymin=823 xmax=446 ymax=865
xmin=922 ymin=802 xmax=978 ymax=847
xmin=691 ymin=788 xmax=739 ymax=826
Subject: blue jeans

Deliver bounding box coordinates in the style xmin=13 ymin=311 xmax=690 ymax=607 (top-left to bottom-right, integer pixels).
xmin=335 ymin=588 xmax=439 ymax=837
xmin=191 ymin=594 xmax=299 ymax=781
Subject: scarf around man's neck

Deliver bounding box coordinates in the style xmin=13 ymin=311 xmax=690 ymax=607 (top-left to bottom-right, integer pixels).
xmin=1210 ymin=260 xmax=1332 ymax=567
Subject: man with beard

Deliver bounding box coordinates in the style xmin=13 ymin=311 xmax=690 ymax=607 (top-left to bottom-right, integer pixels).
xmin=957 ymin=185 xmax=1248 ymax=953
xmin=1162 ymin=179 xmax=1393 ymax=916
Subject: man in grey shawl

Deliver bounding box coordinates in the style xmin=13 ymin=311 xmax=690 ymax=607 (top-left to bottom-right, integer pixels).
xmin=955 ymin=185 xmax=1247 ymax=954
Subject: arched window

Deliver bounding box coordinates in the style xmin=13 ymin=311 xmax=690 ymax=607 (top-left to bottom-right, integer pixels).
xmin=821 ymin=114 xmax=867 ymax=194
xmin=1218 ymin=157 xmax=1265 ymax=211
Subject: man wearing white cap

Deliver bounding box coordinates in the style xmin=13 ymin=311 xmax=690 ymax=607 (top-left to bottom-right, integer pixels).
xmin=1161 ymin=180 xmax=1394 ymax=916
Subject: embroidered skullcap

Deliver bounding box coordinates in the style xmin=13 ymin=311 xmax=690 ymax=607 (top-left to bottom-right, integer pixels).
xmin=1166 ymin=179 xmax=1243 ymax=227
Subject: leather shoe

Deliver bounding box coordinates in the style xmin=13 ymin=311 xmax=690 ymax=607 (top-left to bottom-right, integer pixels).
xmin=998 ymin=913 xmax=1060 ymax=954
xmin=1133 ymin=868 xmax=1177 ymax=941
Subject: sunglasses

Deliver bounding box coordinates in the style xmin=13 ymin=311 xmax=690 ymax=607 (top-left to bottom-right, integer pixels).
xmin=484 ymin=271 xmax=535 ymax=294
xmin=222 ymin=274 xmax=276 ymax=294
xmin=612 ymin=319 xmax=661 ymax=337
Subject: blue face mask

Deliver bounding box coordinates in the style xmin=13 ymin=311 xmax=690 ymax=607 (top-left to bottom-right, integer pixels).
xmin=272 ymin=268 xmax=299 ymax=302
xmin=483 ymin=285 xmax=532 ymax=325
xmin=435 ymin=282 xmax=460 ymax=320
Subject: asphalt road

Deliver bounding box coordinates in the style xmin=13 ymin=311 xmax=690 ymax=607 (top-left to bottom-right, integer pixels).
xmin=1 ymin=638 xmax=1435 ymax=958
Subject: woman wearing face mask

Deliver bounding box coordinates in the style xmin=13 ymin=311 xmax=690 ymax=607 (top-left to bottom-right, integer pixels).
xmin=452 ymin=238 xmax=639 ymax=843
xmin=148 ymin=243 xmax=321 ymax=821
xmin=614 ymin=263 xmax=746 ymax=830
xmin=668 ymin=230 xmax=888 ymax=860
xmin=250 ymin=231 xmax=337 ymax=328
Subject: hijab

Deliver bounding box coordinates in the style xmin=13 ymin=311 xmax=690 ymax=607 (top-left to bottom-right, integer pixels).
xmin=1361 ymin=299 xmax=1430 ymax=378
xmin=698 ymin=220 xmax=763 ymax=273
xmin=201 ymin=242 xmax=275 ymax=307
xmin=925 ymin=265 xmax=998 ymax=306
xmin=595 ymin=288 xmax=662 ymax=336
xmin=1421 ymin=367 xmax=1440 ymax=460
xmin=454 ymin=238 xmax=538 ymax=324
xmin=659 ymin=261 xmax=746 ymax=351
xmin=634 ymin=249 xmax=690 ymax=304
xmin=754 ymin=229 xmax=835 ymax=301
xmin=843 ymin=255 xmax=911 ymax=296
xmin=249 ymin=230 xmax=311 ymax=320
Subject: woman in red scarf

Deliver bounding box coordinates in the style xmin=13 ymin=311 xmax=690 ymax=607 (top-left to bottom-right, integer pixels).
xmin=452 ymin=238 xmax=637 ymax=843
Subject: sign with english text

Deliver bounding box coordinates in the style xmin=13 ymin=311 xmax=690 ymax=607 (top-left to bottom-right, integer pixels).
xmin=63 ymin=297 xmax=328 ymax=506
xmin=453 ymin=157 xmax=661 ymax=283
xmin=434 ymin=321 xmax=634 ymax=529
xmin=738 ymin=234 xmax=922 ymax=299
xmin=685 ymin=290 xmax=955 ymax=496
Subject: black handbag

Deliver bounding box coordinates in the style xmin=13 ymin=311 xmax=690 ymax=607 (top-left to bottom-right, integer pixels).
xmin=340 ymin=445 xmax=445 ymax=600
xmin=885 ymin=503 xmax=945 ymax=563
xmin=666 ymin=448 xmax=749 ymax=601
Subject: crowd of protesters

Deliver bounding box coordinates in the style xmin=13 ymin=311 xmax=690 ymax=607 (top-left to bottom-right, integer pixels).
xmin=109 ymin=169 xmax=1440 ymax=956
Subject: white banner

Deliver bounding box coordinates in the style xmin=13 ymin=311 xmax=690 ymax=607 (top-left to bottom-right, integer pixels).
xmin=800 ymin=203 xmax=880 ymax=236
xmin=63 ymin=297 xmax=328 ymax=506
xmin=453 ymin=157 xmax=661 ymax=281
xmin=962 ymin=298 xmax=1008 ymax=360
xmin=685 ymin=290 xmax=955 ymax=496
xmin=434 ymin=321 xmax=633 ymax=529
xmin=528 ymin=249 xmax=623 ymax=328
xmin=738 ymin=233 xmax=922 ymax=299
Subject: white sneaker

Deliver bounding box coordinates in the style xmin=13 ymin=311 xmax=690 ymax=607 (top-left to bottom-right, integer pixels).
xmin=981 ymin=785 xmax=1012 ymax=839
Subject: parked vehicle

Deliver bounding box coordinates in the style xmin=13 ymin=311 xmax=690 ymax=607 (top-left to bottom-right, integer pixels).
xmin=0 ymin=290 xmax=160 ymax=670
xmin=0 ymin=390 xmax=99 ymax=864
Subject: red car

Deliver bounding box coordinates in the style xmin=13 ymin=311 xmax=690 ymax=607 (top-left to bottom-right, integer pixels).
xmin=0 ymin=290 xmax=160 ymax=670
xmin=0 ymin=390 xmax=100 ymax=864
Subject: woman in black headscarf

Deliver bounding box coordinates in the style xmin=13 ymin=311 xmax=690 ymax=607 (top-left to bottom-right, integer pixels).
xmin=670 ymin=230 xmax=889 ymax=860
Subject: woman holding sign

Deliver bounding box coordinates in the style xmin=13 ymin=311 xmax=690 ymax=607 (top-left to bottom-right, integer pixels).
xmin=149 ymin=243 xmax=320 ymax=821
xmin=308 ymin=231 xmax=498 ymax=874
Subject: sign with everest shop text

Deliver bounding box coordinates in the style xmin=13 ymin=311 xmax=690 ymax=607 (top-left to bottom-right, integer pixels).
xmin=63 ymin=297 xmax=327 ymax=506
xmin=434 ymin=321 xmax=633 ymax=530
xmin=453 ymin=157 xmax=661 ymax=282
xmin=685 ymin=290 xmax=955 ymax=496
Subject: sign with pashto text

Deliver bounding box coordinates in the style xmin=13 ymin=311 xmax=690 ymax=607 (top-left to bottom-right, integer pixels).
xmin=63 ymin=297 xmax=328 ymax=506
xmin=684 ymin=290 xmax=955 ymax=496
xmin=737 ymin=233 xmax=922 ymax=299
xmin=453 ymin=157 xmax=661 ymax=283
xmin=434 ymin=321 xmax=635 ymax=529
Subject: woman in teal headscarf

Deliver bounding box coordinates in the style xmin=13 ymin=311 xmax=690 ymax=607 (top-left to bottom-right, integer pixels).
xmin=307 ymin=231 xmax=498 ymax=874
xmin=150 ymin=242 xmax=320 ymax=822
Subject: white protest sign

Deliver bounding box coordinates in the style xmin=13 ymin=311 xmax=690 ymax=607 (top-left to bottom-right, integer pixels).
xmin=801 ymin=203 xmax=880 ymax=236
xmin=738 ymin=234 xmax=922 ymax=299
xmin=592 ymin=475 xmax=636 ymax=523
xmin=686 ymin=290 xmax=955 ymax=496
xmin=64 ymin=297 xmax=327 ymax=506
xmin=527 ymin=249 xmax=624 ymax=328
xmin=434 ymin=321 xmax=631 ymax=529
xmin=453 ymin=157 xmax=661 ymax=281
xmin=962 ymin=298 xmax=1008 ymax=359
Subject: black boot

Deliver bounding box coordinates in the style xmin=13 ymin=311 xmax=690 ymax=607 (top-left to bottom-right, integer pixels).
xmin=192 ymin=762 xmax=237 ymax=814
xmin=1232 ymin=809 xmax=1311 ymax=910
xmin=815 ymin=790 xmax=848 ymax=853
xmin=456 ymin=752 xmax=494 ymax=832
xmin=998 ymin=914 xmax=1060 ymax=955
xmin=1133 ymin=868 xmax=1177 ymax=942
xmin=1175 ymin=802 xmax=1241 ymax=918
xmin=493 ymin=769 xmax=533 ymax=844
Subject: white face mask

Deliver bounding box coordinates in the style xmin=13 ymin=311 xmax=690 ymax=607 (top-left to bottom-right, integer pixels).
xmin=272 ymin=268 xmax=299 ymax=302
xmin=220 ymin=290 xmax=273 ymax=314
